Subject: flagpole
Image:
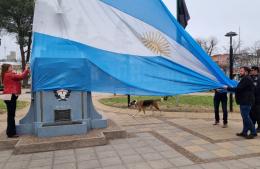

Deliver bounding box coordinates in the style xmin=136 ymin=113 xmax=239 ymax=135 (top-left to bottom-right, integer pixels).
xmin=176 ymin=0 xmax=180 ymax=105
xmin=176 ymin=0 xmax=178 ymax=19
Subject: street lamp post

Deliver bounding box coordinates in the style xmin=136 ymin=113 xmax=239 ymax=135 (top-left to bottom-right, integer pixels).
xmin=225 ymin=31 xmax=238 ymax=112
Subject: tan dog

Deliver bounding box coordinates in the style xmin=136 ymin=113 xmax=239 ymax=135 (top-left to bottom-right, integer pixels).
xmin=129 ymin=99 xmax=162 ymax=117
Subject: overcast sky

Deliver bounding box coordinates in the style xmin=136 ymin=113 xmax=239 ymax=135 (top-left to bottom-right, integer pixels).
xmin=0 ymin=0 xmax=260 ymax=59
xmin=163 ymin=0 xmax=260 ymax=52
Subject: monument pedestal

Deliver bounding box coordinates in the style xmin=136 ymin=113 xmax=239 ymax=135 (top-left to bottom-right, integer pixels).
xmin=17 ymin=91 xmax=107 ymax=137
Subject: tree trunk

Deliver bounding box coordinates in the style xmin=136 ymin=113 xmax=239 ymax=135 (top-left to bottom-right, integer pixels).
xmin=26 ymin=31 xmax=32 ymax=63
xmin=23 ymin=32 xmax=32 ymax=88
xmin=19 ymin=44 xmax=29 ymax=87
xmin=20 ymin=44 xmax=26 ymax=70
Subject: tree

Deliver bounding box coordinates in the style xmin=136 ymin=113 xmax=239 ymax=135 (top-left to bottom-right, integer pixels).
xmin=229 ymin=40 xmax=260 ymax=68
xmin=250 ymin=41 xmax=260 ymax=66
xmin=196 ymin=37 xmax=218 ymax=56
xmin=223 ymin=39 xmax=246 ymax=68
xmin=0 ymin=0 xmax=34 ymax=84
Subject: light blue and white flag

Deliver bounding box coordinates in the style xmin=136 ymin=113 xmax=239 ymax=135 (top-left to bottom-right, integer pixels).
xmin=31 ymin=0 xmax=236 ymax=95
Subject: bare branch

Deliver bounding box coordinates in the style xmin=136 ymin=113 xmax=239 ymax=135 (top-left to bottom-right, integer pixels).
xmin=196 ymin=37 xmax=218 ymax=56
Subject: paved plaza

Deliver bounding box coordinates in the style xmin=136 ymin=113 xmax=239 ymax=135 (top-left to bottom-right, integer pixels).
xmin=0 ymin=93 xmax=260 ymax=169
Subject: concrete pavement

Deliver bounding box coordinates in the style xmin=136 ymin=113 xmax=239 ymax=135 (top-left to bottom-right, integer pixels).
xmin=0 ymin=93 xmax=259 ymax=169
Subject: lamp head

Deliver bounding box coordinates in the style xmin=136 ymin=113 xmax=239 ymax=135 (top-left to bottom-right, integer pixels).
xmin=225 ymin=31 xmax=238 ymax=37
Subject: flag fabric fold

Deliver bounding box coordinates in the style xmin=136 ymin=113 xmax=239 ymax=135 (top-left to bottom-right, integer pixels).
xmin=31 ymin=0 xmax=236 ymax=96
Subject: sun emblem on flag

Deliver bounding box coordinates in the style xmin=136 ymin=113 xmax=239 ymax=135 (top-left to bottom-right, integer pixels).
xmin=140 ymin=32 xmax=171 ymax=57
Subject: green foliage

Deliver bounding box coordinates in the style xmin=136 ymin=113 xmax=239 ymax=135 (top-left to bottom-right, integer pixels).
xmin=165 ymin=95 xmax=215 ymax=106
xmin=0 ymin=100 xmax=29 ymax=114
xmin=0 ymin=0 xmax=34 ymax=76
xmin=0 ymin=0 xmax=34 ymax=46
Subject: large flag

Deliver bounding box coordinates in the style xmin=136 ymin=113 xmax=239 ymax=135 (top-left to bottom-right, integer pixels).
xmin=31 ymin=0 xmax=236 ymax=96
xmin=177 ymin=0 xmax=190 ymax=28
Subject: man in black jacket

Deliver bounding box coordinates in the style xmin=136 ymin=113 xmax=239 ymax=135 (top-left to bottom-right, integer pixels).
xmin=225 ymin=67 xmax=257 ymax=139
xmin=213 ymin=89 xmax=228 ymax=127
xmin=250 ymin=66 xmax=260 ymax=132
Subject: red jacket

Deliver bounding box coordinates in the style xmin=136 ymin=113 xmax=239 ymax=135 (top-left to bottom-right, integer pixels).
xmin=3 ymin=70 xmax=30 ymax=94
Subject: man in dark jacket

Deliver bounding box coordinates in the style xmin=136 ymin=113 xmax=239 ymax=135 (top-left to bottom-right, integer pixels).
xmin=213 ymin=89 xmax=228 ymax=128
xmin=250 ymin=66 xmax=260 ymax=132
xmin=225 ymin=67 xmax=257 ymax=139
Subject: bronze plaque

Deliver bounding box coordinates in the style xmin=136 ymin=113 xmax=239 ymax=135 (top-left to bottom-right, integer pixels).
xmin=54 ymin=109 xmax=71 ymax=122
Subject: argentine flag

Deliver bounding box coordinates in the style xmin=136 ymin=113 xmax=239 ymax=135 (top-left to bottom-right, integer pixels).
xmin=31 ymin=0 xmax=235 ymax=95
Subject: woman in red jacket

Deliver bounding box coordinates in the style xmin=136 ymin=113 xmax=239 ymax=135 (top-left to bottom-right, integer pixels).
xmin=1 ymin=64 xmax=30 ymax=138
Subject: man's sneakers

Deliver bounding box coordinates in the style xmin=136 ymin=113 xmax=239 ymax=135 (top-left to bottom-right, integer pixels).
xmin=213 ymin=121 xmax=219 ymax=125
xmin=7 ymin=134 xmax=19 ymax=138
xmin=213 ymin=122 xmax=228 ymax=128
xmin=236 ymin=132 xmax=257 ymax=139
xmin=246 ymin=133 xmax=257 ymax=139
xmin=222 ymin=124 xmax=228 ymax=128
xmin=236 ymin=132 xmax=247 ymax=137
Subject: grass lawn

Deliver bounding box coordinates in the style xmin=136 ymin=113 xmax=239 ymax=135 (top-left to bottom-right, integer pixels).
xmin=99 ymin=95 xmax=240 ymax=113
xmin=0 ymin=100 xmax=30 ymax=114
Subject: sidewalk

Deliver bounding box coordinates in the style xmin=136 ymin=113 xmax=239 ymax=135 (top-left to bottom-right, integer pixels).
xmin=0 ymin=93 xmax=259 ymax=169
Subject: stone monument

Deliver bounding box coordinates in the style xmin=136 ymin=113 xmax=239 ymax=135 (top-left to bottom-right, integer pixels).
xmin=17 ymin=91 xmax=107 ymax=137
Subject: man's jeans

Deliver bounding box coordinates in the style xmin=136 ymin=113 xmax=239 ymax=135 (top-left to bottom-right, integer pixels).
xmin=240 ymin=105 xmax=257 ymax=135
